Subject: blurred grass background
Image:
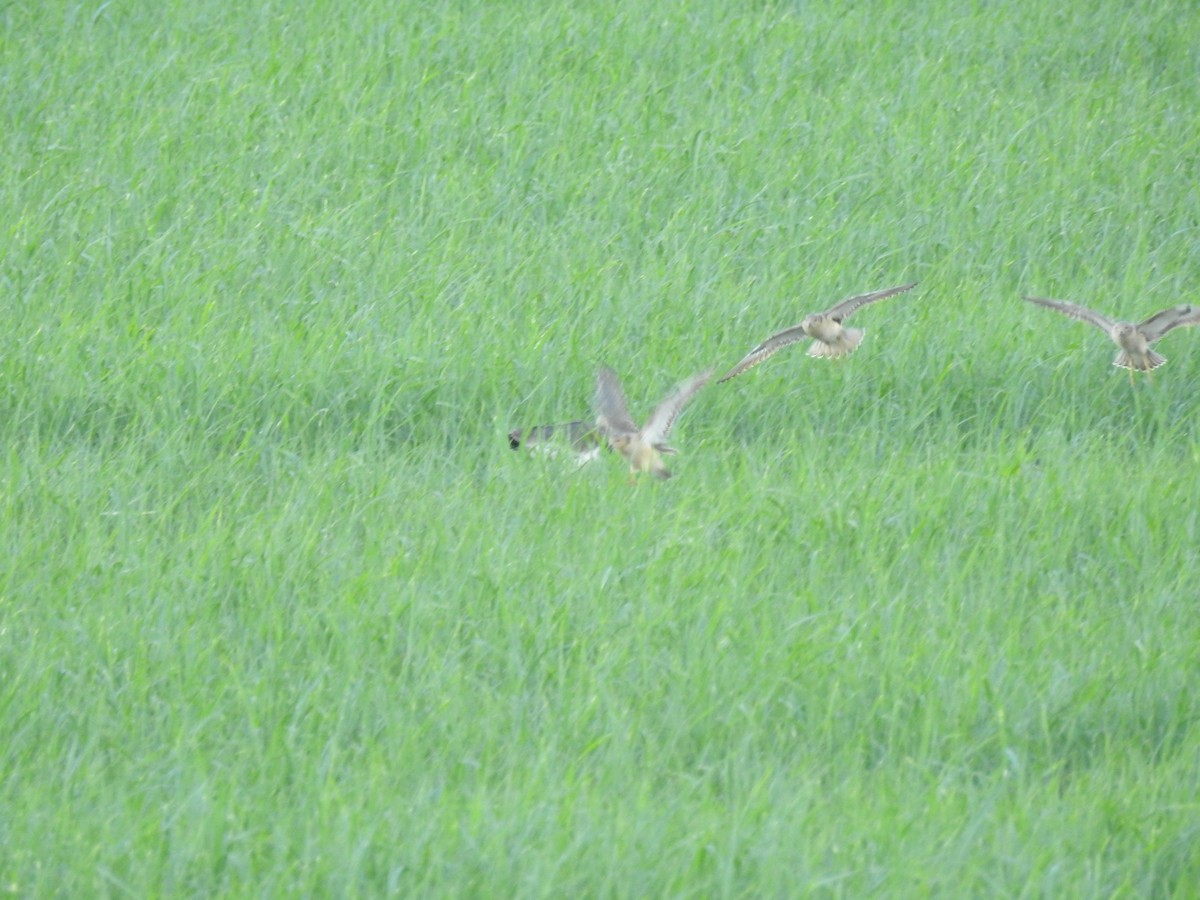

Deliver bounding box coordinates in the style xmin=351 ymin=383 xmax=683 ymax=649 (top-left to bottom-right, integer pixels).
xmin=2 ymin=1 xmax=1199 ymax=895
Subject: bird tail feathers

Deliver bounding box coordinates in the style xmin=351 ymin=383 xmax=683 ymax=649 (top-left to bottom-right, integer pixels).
xmin=1113 ymin=349 xmax=1165 ymax=371
xmin=807 ymin=327 xmax=864 ymax=358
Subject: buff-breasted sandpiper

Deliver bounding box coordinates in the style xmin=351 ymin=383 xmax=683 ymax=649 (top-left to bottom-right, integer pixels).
xmin=718 ymin=282 xmax=918 ymax=382
xmin=1024 ymin=296 xmax=1200 ymax=381
xmin=595 ymin=365 xmax=712 ymax=480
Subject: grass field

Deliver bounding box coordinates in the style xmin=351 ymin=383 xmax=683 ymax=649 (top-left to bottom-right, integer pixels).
xmin=4 ymin=1 xmax=1200 ymax=895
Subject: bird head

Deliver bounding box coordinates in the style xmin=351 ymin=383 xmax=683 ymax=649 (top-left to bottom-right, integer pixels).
xmin=802 ymin=313 xmax=827 ymax=332
xmin=608 ymin=434 xmax=633 ymax=452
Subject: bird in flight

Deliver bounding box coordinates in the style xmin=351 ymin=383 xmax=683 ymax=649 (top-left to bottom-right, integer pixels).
xmin=508 ymin=421 xmax=605 ymax=465
xmin=595 ymin=365 xmax=712 ymax=481
xmin=1023 ymin=296 xmax=1200 ymax=381
xmin=717 ymin=282 xmax=918 ymax=382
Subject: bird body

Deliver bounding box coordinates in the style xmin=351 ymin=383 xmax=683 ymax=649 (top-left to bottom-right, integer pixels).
xmin=1111 ymin=325 xmax=1164 ymax=372
xmin=1023 ymin=296 xmax=1200 ymax=375
xmin=508 ymin=421 xmax=603 ymax=464
xmin=595 ymin=365 xmax=712 ymax=480
xmin=800 ymin=315 xmax=864 ymax=357
xmin=718 ymin=282 xmax=917 ymax=382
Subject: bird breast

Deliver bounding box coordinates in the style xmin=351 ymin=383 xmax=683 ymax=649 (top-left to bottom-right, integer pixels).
xmin=803 ymin=315 xmax=842 ymax=343
xmin=628 ymin=439 xmax=658 ymax=470
xmin=1111 ymin=324 xmax=1148 ymax=353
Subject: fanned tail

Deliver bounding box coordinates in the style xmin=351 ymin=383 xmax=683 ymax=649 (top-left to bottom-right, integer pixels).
xmin=1113 ymin=349 xmax=1165 ymax=371
xmin=806 ymin=327 xmax=864 ymax=358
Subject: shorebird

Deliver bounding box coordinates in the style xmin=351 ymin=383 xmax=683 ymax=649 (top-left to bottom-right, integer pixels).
xmin=1023 ymin=296 xmax=1200 ymax=382
xmin=508 ymin=421 xmax=604 ymax=465
xmin=717 ymin=282 xmax=918 ymax=382
xmin=595 ymin=365 xmax=712 ymax=481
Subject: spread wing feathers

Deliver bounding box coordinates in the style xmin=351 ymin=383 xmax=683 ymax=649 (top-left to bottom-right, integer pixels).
xmin=1023 ymin=296 xmax=1116 ymax=334
xmin=823 ymin=282 xmax=919 ymax=322
xmin=642 ymin=368 xmax=713 ymax=445
xmin=594 ymin=366 xmax=639 ymax=436
xmin=717 ymin=325 xmax=810 ymax=383
xmin=564 ymin=421 xmax=604 ymax=451
xmin=509 ymin=421 xmax=602 ymax=452
xmin=1137 ymin=304 xmax=1200 ymax=342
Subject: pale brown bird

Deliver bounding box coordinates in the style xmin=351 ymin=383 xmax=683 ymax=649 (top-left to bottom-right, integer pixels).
xmin=595 ymin=365 xmax=712 ymax=480
xmin=1024 ymin=296 xmax=1200 ymax=380
xmin=508 ymin=421 xmax=604 ymax=464
xmin=718 ymin=282 xmax=918 ymax=382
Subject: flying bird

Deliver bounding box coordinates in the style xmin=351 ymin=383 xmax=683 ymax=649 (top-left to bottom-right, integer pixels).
xmin=718 ymin=282 xmax=918 ymax=382
xmin=595 ymin=365 xmax=712 ymax=481
xmin=1023 ymin=296 xmax=1200 ymax=380
xmin=508 ymin=421 xmax=604 ymax=465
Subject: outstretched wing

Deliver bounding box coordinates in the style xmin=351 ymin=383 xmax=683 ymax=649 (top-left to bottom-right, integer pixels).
xmin=563 ymin=420 xmax=604 ymax=452
xmin=1138 ymin=304 xmax=1200 ymax=342
xmin=824 ymin=282 xmax=918 ymax=322
xmin=642 ymin=368 xmax=713 ymax=444
xmin=595 ymin=366 xmax=639 ymax=436
xmin=716 ymin=325 xmax=810 ymax=383
xmin=508 ymin=420 xmax=599 ymax=452
xmin=1024 ymin=296 xmax=1116 ymax=334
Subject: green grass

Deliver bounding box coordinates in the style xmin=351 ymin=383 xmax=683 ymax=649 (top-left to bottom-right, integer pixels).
xmin=4 ymin=0 xmax=1200 ymax=895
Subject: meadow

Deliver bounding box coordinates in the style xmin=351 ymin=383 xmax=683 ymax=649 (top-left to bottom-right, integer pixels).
xmin=3 ymin=0 xmax=1199 ymax=895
